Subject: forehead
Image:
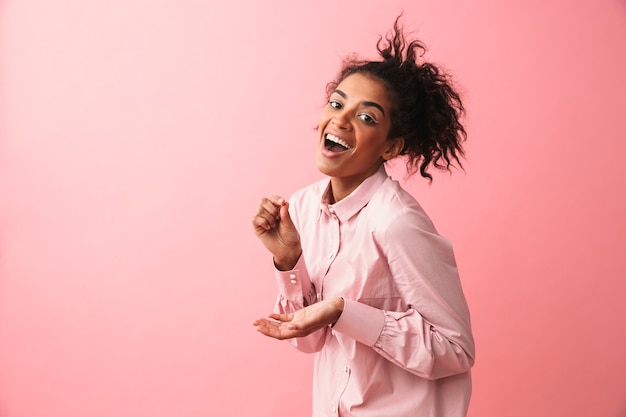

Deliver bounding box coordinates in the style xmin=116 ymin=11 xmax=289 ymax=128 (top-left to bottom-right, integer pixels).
xmin=335 ymin=73 xmax=392 ymax=110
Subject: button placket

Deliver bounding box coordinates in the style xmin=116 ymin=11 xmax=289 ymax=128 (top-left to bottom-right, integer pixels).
xmin=327 ymin=213 xmax=340 ymax=261
xmin=317 ymin=205 xmax=341 ymax=308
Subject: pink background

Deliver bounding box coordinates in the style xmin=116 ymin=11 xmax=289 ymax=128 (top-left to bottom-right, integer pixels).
xmin=1 ymin=1 xmax=625 ymax=416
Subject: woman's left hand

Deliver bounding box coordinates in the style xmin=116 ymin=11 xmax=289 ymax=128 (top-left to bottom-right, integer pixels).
xmin=253 ymin=298 xmax=344 ymax=340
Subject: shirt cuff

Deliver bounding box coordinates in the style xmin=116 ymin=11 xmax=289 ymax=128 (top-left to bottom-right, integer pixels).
xmin=274 ymin=255 xmax=313 ymax=300
xmin=332 ymin=298 xmax=385 ymax=347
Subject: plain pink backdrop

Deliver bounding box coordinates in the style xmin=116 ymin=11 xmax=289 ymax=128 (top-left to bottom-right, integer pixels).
xmin=1 ymin=1 xmax=625 ymax=416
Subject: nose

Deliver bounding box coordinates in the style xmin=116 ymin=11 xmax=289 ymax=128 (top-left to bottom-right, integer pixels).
xmin=331 ymin=110 xmax=352 ymax=130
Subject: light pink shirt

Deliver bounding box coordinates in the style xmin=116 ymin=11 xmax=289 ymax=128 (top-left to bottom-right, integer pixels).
xmin=274 ymin=166 xmax=475 ymax=417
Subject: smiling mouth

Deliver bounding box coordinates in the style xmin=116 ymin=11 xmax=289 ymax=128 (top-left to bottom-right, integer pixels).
xmin=324 ymin=133 xmax=351 ymax=152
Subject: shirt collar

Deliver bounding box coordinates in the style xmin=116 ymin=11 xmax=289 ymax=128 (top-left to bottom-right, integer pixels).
xmin=320 ymin=165 xmax=389 ymax=222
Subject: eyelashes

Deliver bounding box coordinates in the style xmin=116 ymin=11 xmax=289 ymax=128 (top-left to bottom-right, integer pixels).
xmin=329 ymin=99 xmax=342 ymax=110
xmin=328 ymin=100 xmax=379 ymax=125
xmin=358 ymin=113 xmax=379 ymax=125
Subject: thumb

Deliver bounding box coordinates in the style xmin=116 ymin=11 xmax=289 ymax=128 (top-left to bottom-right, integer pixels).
xmin=278 ymin=202 xmax=296 ymax=229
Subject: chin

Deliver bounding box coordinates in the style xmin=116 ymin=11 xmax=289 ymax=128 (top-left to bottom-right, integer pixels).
xmin=316 ymin=162 xmax=329 ymax=176
xmin=315 ymin=158 xmax=335 ymax=177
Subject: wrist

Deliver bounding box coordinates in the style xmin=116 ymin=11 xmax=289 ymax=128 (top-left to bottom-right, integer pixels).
xmin=331 ymin=297 xmax=344 ymax=327
xmin=273 ymin=250 xmax=302 ymax=271
xmin=336 ymin=297 xmax=344 ymax=312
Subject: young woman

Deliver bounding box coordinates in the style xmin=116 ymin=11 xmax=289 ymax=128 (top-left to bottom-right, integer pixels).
xmin=252 ymin=18 xmax=475 ymax=417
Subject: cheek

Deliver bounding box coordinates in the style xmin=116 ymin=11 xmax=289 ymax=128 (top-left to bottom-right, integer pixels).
xmin=358 ymin=131 xmax=386 ymax=149
xmin=317 ymin=114 xmax=331 ymax=133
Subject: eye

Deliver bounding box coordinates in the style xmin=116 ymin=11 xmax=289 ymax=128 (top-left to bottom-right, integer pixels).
xmin=358 ymin=113 xmax=379 ymax=125
xmin=329 ymin=99 xmax=342 ymax=110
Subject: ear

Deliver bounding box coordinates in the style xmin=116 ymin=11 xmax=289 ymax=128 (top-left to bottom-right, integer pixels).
xmin=382 ymin=137 xmax=404 ymax=161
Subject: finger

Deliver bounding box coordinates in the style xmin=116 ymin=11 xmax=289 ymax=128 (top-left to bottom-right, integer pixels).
xmin=254 ymin=319 xmax=292 ymax=339
xmin=261 ymin=197 xmax=284 ymax=219
xmin=253 ymin=199 xmax=283 ymax=230
xmin=254 ymin=317 xmax=284 ymax=326
xmin=258 ymin=316 xmax=306 ymax=334
xmin=252 ymin=318 xmax=278 ymax=330
xmin=252 ymin=210 xmax=278 ymax=232
xmin=252 ymin=318 xmax=270 ymax=327
xmin=277 ymin=202 xmax=298 ymax=231
xmin=267 ymin=312 xmax=294 ymax=322
xmin=268 ymin=195 xmax=287 ymax=207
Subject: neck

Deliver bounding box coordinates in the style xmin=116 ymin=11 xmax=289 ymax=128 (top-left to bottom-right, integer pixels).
xmin=329 ymin=176 xmax=366 ymax=203
xmin=328 ymin=164 xmax=384 ymax=203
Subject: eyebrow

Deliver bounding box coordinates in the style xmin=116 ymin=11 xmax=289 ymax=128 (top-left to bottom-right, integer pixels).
xmin=334 ymin=89 xmax=386 ymax=116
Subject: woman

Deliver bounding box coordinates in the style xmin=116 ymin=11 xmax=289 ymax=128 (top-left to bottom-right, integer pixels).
xmin=252 ymin=17 xmax=475 ymax=417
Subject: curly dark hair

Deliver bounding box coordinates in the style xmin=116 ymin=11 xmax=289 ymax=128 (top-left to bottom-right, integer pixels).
xmin=326 ymin=17 xmax=466 ymax=181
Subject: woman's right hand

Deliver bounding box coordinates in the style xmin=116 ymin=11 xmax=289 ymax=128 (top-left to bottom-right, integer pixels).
xmin=252 ymin=196 xmax=302 ymax=271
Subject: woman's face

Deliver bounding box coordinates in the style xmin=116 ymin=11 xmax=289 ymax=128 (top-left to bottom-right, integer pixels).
xmin=316 ymin=73 xmax=403 ymax=195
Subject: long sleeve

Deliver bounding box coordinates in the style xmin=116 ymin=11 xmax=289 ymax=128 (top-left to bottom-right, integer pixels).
xmin=273 ymin=255 xmax=327 ymax=353
xmin=333 ymin=208 xmax=475 ymax=380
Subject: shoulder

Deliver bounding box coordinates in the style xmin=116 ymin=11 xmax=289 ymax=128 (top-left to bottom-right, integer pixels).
xmin=366 ymin=177 xmax=437 ymax=234
xmin=367 ymin=178 xmax=456 ymax=260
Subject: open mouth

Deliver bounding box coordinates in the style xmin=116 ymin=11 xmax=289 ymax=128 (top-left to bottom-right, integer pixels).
xmin=324 ymin=133 xmax=351 ymax=152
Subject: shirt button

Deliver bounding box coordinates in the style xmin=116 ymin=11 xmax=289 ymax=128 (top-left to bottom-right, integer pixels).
xmin=332 ymin=406 xmax=337 ymax=412
xmin=331 ymin=330 xmax=335 ymax=336
xmin=344 ymin=365 xmax=349 ymax=373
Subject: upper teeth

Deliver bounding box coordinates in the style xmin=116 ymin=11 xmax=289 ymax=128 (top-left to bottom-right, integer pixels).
xmin=326 ymin=133 xmax=351 ymax=149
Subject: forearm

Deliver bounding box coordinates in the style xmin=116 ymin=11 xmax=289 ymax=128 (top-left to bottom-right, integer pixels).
xmin=333 ymin=299 xmax=474 ymax=380
xmin=273 ymin=256 xmax=326 ymax=353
